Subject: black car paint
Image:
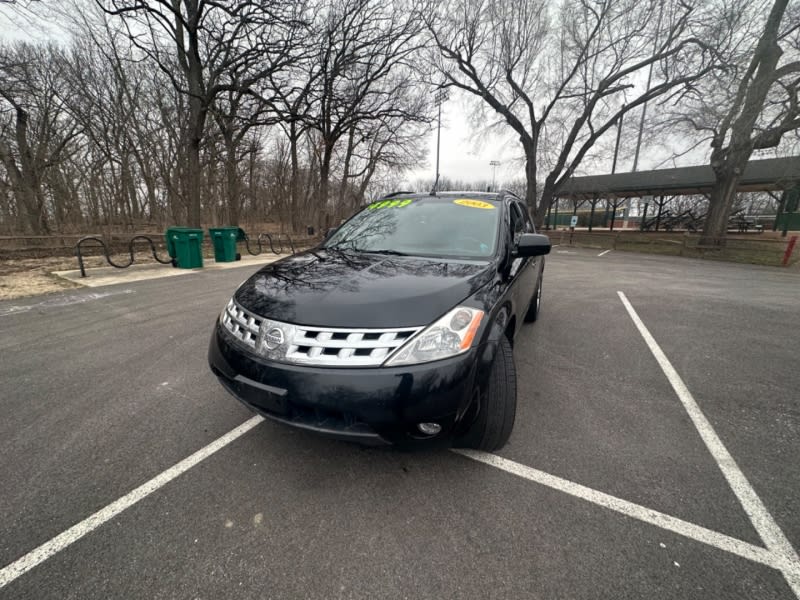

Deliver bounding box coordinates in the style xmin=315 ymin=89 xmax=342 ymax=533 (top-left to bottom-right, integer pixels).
xmin=233 ymin=251 xmax=495 ymax=328
xmin=209 ymin=327 xmax=496 ymax=445
xmin=208 ymin=192 xmax=547 ymax=445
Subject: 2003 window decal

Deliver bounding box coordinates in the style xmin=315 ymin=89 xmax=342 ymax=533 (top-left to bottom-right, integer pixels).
xmin=453 ymin=199 xmax=495 ymax=209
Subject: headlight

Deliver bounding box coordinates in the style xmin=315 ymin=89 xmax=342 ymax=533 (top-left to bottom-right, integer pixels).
xmin=384 ymin=306 xmax=484 ymax=366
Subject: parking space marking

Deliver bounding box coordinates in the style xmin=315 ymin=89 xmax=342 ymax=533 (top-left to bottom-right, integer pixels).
xmin=3 ymin=288 xmax=798 ymax=594
xmin=453 ymin=449 xmax=787 ymax=571
xmin=618 ymin=291 xmax=800 ymax=597
xmin=598 ymin=249 xmax=612 ymax=257
xmin=0 ymin=415 xmax=264 ymax=590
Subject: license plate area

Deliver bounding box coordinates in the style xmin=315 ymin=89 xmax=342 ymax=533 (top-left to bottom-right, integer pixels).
xmin=230 ymin=375 xmax=288 ymax=416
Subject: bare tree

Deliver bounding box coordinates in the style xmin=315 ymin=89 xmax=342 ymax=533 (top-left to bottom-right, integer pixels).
xmin=97 ymin=0 xmax=306 ymax=226
xmin=425 ymin=0 xmax=722 ymax=227
xmin=304 ymin=0 xmax=431 ymax=230
xmin=697 ymin=0 xmax=800 ymax=243
xmin=210 ymin=87 xmax=277 ymax=225
xmin=0 ymin=43 xmax=80 ymax=234
xmin=336 ymin=115 xmax=427 ymax=216
xmin=0 ymin=0 xmax=431 ymax=235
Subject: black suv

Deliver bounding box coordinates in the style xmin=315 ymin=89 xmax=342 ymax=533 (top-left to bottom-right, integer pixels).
xmin=208 ymin=191 xmax=550 ymax=451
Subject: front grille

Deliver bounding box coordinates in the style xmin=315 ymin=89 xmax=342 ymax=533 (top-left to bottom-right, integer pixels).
xmin=221 ymin=299 xmax=422 ymax=367
xmin=221 ymin=299 xmax=262 ymax=348
xmin=287 ymin=324 xmax=419 ymax=366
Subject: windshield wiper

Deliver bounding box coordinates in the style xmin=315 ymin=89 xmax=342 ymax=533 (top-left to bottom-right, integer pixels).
xmin=361 ymin=248 xmax=410 ymax=256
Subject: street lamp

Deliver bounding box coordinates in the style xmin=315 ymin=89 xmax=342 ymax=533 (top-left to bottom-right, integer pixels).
xmin=432 ymin=88 xmax=449 ymax=194
xmin=489 ymin=160 xmax=500 ymax=191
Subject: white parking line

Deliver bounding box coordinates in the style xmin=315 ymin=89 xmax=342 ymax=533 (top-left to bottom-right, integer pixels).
xmin=3 ymin=291 xmax=799 ymax=595
xmin=598 ymin=249 xmax=612 ymax=257
xmin=453 ymin=449 xmax=789 ymax=572
xmin=617 ymin=291 xmax=800 ymax=597
xmin=0 ymin=416 xmax=264 ymax=589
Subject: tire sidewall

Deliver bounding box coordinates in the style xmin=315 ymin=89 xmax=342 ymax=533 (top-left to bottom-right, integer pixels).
xmin=455 ymin=336 xmax=517 ymax=451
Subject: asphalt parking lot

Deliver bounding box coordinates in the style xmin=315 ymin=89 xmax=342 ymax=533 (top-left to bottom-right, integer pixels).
xmin=1 ymin=248 xmax=798 ymax=599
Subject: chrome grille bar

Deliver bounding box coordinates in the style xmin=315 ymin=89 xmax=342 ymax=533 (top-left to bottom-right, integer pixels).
xmin=221 ymin=299 xmax=422 ymax=367
xmin=221 ymin=299 xmax=262 ymax=348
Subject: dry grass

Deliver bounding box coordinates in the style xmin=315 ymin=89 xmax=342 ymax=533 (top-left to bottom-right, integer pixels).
xmin=0 ymin=256 xmax=94 ymax=300
xmin=0 ymin=253 xmax=155 ymax=300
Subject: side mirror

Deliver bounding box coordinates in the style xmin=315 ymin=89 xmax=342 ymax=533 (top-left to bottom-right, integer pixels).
xmin=514 ymin=233 xmax=551 ymax=257
xmin=324 ymin=227 xmax=338 ymax=242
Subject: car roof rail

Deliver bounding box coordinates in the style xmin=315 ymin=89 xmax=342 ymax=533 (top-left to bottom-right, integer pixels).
xmin=381 ymin=190 xmax=415 ymax=199
xmin=496 ymin=189 xmax=521 ymax=202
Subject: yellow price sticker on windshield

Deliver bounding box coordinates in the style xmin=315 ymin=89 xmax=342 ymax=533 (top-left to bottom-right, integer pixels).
xmin=368 ymin=199 xmax=413 ymax=209
xmin=454 ymin=199 xmax=495 ymax=209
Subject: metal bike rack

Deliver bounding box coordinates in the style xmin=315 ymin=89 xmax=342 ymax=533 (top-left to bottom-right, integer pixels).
xmin=75 ymin=231 xmax=297 ymax=277
xmin=240 ymin=231 xmax=295 ymax=256
xmin=75 ymin=235 xmax=173 ymax=278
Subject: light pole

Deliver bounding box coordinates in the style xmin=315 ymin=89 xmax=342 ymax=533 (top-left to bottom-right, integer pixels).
xmin=625 ymin=0 xmax=664 ymax=228
xmin=489 ymin=160 xmax=500 ymax=191
xmin=433 ymin=88 xmax=449 ymax=193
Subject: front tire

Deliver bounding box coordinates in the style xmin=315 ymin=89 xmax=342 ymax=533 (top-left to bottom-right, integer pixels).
xmin=456 ymin=336 xmax=517 ymax=452
xmin=524 ymin=277 xmax=542 ymax=322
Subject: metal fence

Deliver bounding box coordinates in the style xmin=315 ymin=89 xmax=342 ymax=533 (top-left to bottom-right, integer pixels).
xmin=0 ymin=232 xmax=319 ymax=261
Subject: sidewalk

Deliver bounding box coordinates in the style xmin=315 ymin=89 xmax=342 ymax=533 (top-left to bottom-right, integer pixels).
xmin=53 ymin=253 xmax=288 ymax=288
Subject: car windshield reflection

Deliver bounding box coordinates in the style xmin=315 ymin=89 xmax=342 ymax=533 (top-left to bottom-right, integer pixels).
xmin=324 ymin=197 xmax=500 ymax=259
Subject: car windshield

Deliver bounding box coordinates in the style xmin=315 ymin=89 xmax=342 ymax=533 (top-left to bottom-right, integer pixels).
xmin=324 ymin=197 xmax=500 ymax=259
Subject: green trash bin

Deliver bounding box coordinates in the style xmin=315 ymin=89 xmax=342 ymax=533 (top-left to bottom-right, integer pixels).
xmin=164 ymin=227 xmax=204 ymax=269
xmin=208 ymin=226 xmax=241 ymax=263
xmin=164 ymin=226 xmax=187 ymax=259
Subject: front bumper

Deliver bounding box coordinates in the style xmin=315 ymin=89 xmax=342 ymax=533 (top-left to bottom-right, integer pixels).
xmin=208 ymin=323 xmax=479 ymax=445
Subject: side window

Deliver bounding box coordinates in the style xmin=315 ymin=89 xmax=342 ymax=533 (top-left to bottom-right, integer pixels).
xmin=509 ymin=202 xmax=524 ymax=241
xmin=516 ymin=202 xmax=535 ymax=233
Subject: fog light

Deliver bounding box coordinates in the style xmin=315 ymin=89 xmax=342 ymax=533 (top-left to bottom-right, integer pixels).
xmin=417 ymin=422 xmax=441 ymax=435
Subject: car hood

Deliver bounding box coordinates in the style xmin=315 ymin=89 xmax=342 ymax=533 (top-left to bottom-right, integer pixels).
xmin=234 ymin=249 xmax=495 ymax=328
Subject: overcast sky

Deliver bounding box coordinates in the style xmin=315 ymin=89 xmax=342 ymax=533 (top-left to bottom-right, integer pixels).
xmin=406 ymin=95 xmax=516 ymax=188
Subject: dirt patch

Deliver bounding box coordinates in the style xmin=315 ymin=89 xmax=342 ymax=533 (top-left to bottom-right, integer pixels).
xmin=0 ymin=271 xmax=83 ymax=300
xmin=0 ymin=255 xmax=133 ymax=300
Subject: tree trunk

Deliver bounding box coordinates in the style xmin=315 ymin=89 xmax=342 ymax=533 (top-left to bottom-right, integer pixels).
xmin=124 ymin=156 xmax=140 ymax=222
xmin=356 ymin=161 xmax=378 ymax=211
xmin=222 ymin=134 xmax=240 ymax=225
xmin=338 ymin=128 xmax=355 ymax=217
xmin=21 ymin=185 xmax=49 ymax=234
xmin=538 ymin=187 xmax=555 ymax=231
xmin=773 ymin=190 xmax=787 ymax=231
xmin=522 ymin=144 xmax=541 ymax=226
xmin=184 ymin=30 xmax=207 ymax=228
xmin=701 ymin=169 xmax=741 ymax=245
xmin=0 ymin=107 xmax=50 ymax=234
xmin=49 ymin=170 xmax=68 ymax=231
xmin=289 ymin=123 xmax=301 ymax=233
xmin=318 ymin=144 xmax=333 ymax=232
xmin=186 ymin=135 xmax=202 ymax=227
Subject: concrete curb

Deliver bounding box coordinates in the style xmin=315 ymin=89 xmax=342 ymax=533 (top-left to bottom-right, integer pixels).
xmin=53 ymin=254 xmax=289 ymax=288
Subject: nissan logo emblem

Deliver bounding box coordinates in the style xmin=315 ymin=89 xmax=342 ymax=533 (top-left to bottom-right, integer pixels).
xmin=264 ymin=327 xmax=285 ymax=350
